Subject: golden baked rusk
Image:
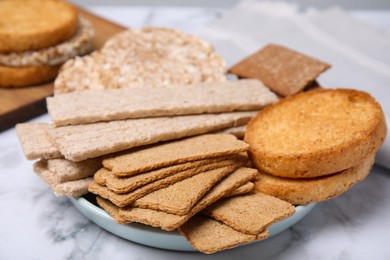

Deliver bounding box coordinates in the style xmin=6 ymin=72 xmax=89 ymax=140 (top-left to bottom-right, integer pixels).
xmin=245 ymin=89 xmax=386 ymax=178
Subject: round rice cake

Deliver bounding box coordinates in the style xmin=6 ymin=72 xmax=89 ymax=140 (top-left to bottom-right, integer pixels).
xmin=0 ymin=16 xmax=94 ymax=67
xmin=0 ymin=0 xmax=78 ymax=53
xmin=254 ymin=155 xmax=375 ymax=205
xmin=0 ymin=64 xmax=60 ymax=88
xmin=245 ymin=89 xmax=386 ymax=178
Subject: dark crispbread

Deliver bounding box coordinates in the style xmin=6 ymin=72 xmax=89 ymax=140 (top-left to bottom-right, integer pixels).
xmin=47 ymin=111 xmax=257 ymax=162
xmin=203 ymin=192 xmax=295 ymax=235
xmin=178 ymin=214 xmax=269 ymax=254
xmin=113 ymin=167 xmax=258 ymax=230
xmin=16 ymin=123 xmax=62 ymax=160
xmin=0 ymin=0 xmax=78 ymax=53
xmin=254 ymin=155 xmax=375 ymax=205
xmin=133 ymin=165 xmax=237 ymax=215
xmin=89 ymin=159 xmax=246 ymax=207
xmin=229 ymin=44 xmax=331 ymax=97
xmin=0 ymin=64 xmax=60 ymax=88
xmin=104 ymin=134 xmax=249 ymax=176
xmin=47 ymin=79 xmax=277 ymax=126
xmin=95 ymin=155 xmax=243 ymax=194
xmin=245 ymin=89 xmax=387 ymax=178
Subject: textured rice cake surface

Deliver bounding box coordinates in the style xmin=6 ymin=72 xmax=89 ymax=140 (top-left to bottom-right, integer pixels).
xmin=16 ymin=123 xmax=62 ymax=160
xmin=203 ymin=192 xmax=295 ymax=235
xmin=254 ymin=155 xmax=375 ymax=205
xmin=0 ymin=0 xmax=78 ymax=53
xmin=245 ymin=89 xmax=387 ymax=178
xmin=229 ymin=44 xmax=330 ymax=96
xmin=47 ymin=79 xmax=277 ymax=126
xmin=48 ymin=111 xmax=256 ymax=162
xmin=178 ymin=214 xmax=269 ymax=254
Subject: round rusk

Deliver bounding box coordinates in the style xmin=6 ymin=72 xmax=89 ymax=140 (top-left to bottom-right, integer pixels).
xmin=0 ymin=0 xmax=78 ymax=53
xmin=254 ymin=155 xmax=375 ymax=205
xmin=245 ymin=89 xmax=386 ymax=178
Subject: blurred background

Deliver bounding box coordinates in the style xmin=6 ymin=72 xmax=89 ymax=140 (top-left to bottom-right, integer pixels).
xmin=70 ymin=0 xmax=390 ymax=9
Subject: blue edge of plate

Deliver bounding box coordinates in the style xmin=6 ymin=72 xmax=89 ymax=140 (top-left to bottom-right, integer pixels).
xmin=69 ymin=194 xmax=316 ymax=252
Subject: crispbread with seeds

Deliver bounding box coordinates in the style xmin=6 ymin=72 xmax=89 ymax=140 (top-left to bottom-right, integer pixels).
xmin=0 ymin=64 xmax=60 ymax=87
xmin=0 ymin=0 xmax=78 ymax=53
xmin=229 ymin=44 xmax=330 ymax=96
xmin=104 ymin=134 xmax=248 ymax=176
xmin=16 ymin=123 xmax=62 ymax=160
xmin=117 ymin=167 xmax=258 ymax=230
xmin=47 ymin=79 xmax=277 ymax=126
xmin=178 ymin=214 xmax=268 ymax=254
xmin=96 ymin=155 xmax=243 ymax=193
xmin=89 ymin=159 xmax=244 ymax=207
xmin=54 ymin=27 xmax=226 ymax=94
xmin=48 ymin=111 xmax=256 ymax=162
xmin=0 ymin=16 xmax=94 ymax=67
xmin=203 ymin=192 xmax=295 ymax=235
xmin=254 ymin=155 xmax=375 ymax=205
xmin=133 ymin=165 xmax=237 ymax=215
xmin=46 ymin=157 xmax=101 ymax=183
xmin=33 ymin=160 xmax=91 ymax=197
xmin=245 ymin=89 xmax=387 ymax=178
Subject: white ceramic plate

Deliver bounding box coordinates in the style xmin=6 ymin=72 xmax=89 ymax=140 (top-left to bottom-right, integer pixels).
xmin=70 ymin=194 xmax=316 ymax=251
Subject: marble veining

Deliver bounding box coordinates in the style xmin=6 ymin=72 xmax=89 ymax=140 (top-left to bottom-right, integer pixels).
xmin=1 ymin=6 xmax=390 ymax=260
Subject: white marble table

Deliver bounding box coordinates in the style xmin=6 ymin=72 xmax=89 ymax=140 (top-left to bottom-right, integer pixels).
xmin=1 ymin=5 xmax=390 ymax=260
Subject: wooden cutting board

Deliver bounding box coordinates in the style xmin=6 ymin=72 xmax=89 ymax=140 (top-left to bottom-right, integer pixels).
xmin=0 ymin=5 xmax=126 ymax=132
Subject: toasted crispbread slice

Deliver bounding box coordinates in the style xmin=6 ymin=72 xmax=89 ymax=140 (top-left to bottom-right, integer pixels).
xmin=225 ymin=182 xmax=254 ymax=197
xmin=245 ymin=89 xmax=387 ymax=178
xmin=0 ymin=0 xmax=78 ymax=53
xmin=229 ymin=44 xmax=330 ymax=96
xmin=0 ymin=16 xmax=94 ymax=67
xmin=178 ymin=214 xmax=269 ymax=254
xmin=103 ymin=134 xmax=248 ymax=176
xmin=254 ymin=155 xmax=375 ymax=205
xmin=0 ymin=64 xmax=60 ymax=87
xmin=203 ymin=192 xmax=295 ymax=235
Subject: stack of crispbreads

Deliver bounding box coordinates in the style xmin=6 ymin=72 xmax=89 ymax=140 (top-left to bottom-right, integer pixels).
xmin=0 ymin=0 xmax=94 ymax=87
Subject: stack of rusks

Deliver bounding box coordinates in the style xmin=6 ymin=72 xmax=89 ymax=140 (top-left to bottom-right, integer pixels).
xmin=0 ymin=0 xmax=94 ymax=88
xmin=15 ymin=23 xmax=387 ymax=254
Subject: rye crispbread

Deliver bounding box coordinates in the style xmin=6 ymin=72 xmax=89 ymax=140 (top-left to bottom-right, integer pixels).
xmin=0 ymin=17 xmax=94 ymax=67
xmin=54 ymin=27 xmax=226 ymax=94
xmin=98 ymin=167 xmax=258 ymax=230
xmin=254 ymin=155 xmax=375 ymax=205
xmin=178 ymin=214 xmax=269 ymax=254
xmin=225 ymin=182 xmax=254 ymax=197
xmin=89 ymin=160 xmax=245 ymax=207
xmin=103 ymin=134 xmax=248 ymax=176
xmin=95 ymin=155 xmax=243 ymax=193
xmin=47 ymin=79 xmax=277 ymax=126
xmin=245 ymin=89 xmax=387 ymax=178
xmin=0 ymin=0 xmax=78 ymax=53
xmin=133 ymin=165 xmax=237 ymax=215
xmin=229 ymin=44 xmax=331 ymax=97
xmin=203 ymin=192 xmax=295 ymax=235
xmin=47 ymin=112 xmax=256 ymax=162
xmin=16 ymin=123 xmax=62 ymax=160
xmin=33 ymin=160 xmax=91 ymax=197
xmin=0 ymin=64 xmax=60 ymax=87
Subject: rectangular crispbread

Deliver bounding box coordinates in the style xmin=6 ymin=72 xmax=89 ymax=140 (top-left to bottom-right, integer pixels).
xmin=132 ymin=166 xmax=236 ymax=215
xmin=89 ymin=160 xmax=244 ymax=207
xmin=103 ymin=134 xmax=248 ymax=176
xmin=178 ymin=214 xmax=269 ymax=254
xmin=203 ymin=192 xmax=295 ymax=235
xmin=16 ymin=123 xmax=62 ymax=160
xmin=46 ymin=157 xmax=102 ymax=183
xmin=111 ymin=167 xmax=258 ymax=231
xmin=215 ymin=125 xmax=246 ymax=139
xmin=47 ymin=111 xmax=257 ymax=162
xmin=47 ymin=79 xmax=277 ymax=126
xmin=95 ymin=155 xmax=243 ymax=193
xmin=225 ymin=182 xmax=254 ymax=197
xmin=33 ymin=160 xmax=92 ymax=197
